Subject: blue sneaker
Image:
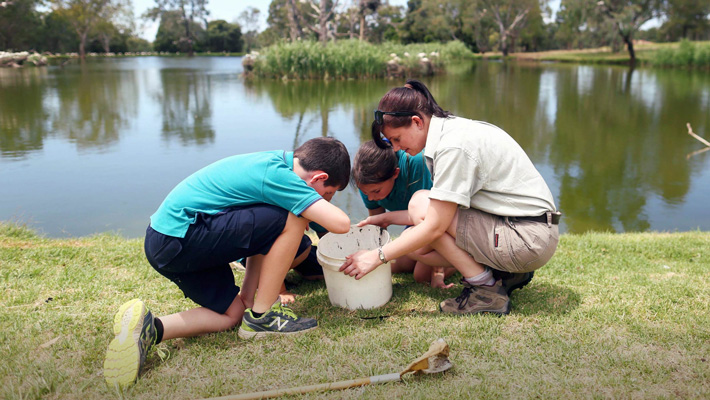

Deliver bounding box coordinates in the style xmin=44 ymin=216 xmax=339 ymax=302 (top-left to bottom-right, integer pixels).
xmin=103 ymin=299 xmax=157 ymax=389
xmin=238 ymin=302 xmax=317 ymax=339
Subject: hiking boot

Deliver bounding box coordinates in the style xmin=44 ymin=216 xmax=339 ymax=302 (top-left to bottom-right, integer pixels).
xmin=493 ymin=270 xmax=535 ymax=295
xmin=238 ymin=302 xmax=318 ymax=339
xmin=103 ymin=299 xmax=157 ymax=389
xmin=439 ymin=279 xmax=510 ymax=315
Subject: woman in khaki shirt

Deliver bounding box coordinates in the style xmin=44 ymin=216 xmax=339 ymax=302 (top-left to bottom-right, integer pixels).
xmin=340 ymin=79 xmax=560 ymax=315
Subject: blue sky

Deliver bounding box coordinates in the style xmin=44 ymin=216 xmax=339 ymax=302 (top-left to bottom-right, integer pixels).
xmin=132 ymin=0 xmax=561 ymax=41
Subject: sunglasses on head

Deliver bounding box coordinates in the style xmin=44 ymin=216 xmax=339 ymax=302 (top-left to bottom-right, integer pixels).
xmin=373 ymin=109 xmax=417 ymax=125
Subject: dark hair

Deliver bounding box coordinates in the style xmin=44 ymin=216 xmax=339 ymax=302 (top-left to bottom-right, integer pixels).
xmin=372 ymin=79 xmax=451 ymax=148
xmin=294 ymin=137 xmax=351 ymax=190
xmin=352 ymin=140 xmax=398 ymax=186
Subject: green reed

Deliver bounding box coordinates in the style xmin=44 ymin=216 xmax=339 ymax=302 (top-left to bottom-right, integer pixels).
xmin=249 ymin=40 xmax=474 ymax=80
xmin=652 ymin=40 xmax=710 ymax=68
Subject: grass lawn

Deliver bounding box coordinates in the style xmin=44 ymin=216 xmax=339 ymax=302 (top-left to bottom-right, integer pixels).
xmin=501 ymin=41 xmax=710 ymax=66
xmin=1 ymin=223 xmax=709 ymax=399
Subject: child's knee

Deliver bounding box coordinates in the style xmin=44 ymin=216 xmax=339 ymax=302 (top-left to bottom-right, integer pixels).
xmin=413 ymin=266 xmax=431 ymax=283
xmin=408 ymin=190 xmax=430 ymax=224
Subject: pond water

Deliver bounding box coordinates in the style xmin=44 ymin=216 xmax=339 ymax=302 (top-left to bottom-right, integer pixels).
xmin=1 ymin=56 xmax=709 ymax=237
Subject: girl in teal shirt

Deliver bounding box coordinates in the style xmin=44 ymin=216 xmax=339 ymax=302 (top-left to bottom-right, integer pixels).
xmin=352 ymin=140 xmax=455 ymax=288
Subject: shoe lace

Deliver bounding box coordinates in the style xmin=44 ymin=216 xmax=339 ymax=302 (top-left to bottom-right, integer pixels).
xmin=154 ymin=344 xmax=170 ymax=362
xmin=272 ymin=303 xmax=298 ymax=320
xmin=455 ymin=285 xmax=475 ymax=310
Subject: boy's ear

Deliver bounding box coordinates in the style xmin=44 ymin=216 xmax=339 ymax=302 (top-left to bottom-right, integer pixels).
xmin=309 ymin=171 xmax=329 ymax=185
xmin=393 ymin=167 xmax=401 ymax=179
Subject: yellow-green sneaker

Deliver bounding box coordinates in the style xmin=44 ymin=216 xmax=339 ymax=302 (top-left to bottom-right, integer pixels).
xmin=238 ymin=302 xmax=317 ymax=339
xmin=103 ymin=299 xmax=157 ymax=389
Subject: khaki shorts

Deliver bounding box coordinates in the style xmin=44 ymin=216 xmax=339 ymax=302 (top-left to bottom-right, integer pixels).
xmin=455 ymin=208 xmax=559 ymax=273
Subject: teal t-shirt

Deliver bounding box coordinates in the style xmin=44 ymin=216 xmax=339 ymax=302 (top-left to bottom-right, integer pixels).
xmin=150 ymin=151 xmax=322 ymax=238
xmin=359 ymin=150 xmax=433 ymax=212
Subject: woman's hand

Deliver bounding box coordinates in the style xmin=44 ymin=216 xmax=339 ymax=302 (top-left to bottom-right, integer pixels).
xmin=339 ymin=249 xmax=381 ymax=280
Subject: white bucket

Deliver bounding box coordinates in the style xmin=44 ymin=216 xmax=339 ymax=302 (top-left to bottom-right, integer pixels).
xmin=316 ymin=225 xmax=392 ymax=310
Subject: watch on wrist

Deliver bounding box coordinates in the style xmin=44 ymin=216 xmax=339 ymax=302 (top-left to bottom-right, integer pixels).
xmin=377 ymin=247 xmax=387 ymax=264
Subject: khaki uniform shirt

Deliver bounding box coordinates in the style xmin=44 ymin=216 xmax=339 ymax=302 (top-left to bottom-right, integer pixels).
xmin=424 ymin=116 xmax=556 ymax=217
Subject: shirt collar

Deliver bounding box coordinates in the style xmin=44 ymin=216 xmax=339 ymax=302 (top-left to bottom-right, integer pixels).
xmin=424 ymin=116 xmax=446 ymax=159
xmin=284 ymin=151 xmax=294 ymax=170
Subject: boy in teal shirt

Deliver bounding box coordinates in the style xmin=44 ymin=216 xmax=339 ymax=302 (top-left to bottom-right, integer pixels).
xmin=103 ymin=137 xmax=351 ymax=389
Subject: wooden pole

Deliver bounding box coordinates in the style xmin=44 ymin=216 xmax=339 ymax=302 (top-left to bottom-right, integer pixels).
xmin=687 ymin=123 xmax=710 ymax=147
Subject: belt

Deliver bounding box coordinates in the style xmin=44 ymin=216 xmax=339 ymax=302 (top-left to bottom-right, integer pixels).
xmin=509 ymin=211 xmax=561 ymax=225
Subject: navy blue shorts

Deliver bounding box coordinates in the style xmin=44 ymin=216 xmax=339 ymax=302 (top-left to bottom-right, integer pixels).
xmin=144 ymin=204 xmax=312 ymax=314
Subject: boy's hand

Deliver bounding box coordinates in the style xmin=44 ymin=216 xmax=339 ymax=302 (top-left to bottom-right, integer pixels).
xmin=339 ymin=249 xmax=380 ymax=280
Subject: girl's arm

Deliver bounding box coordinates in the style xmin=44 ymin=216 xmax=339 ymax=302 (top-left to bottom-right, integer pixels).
xmin=357 ymin=209 xmax=412 ymax=229
xmin=341 ymin=199 xmax=457 ymax=279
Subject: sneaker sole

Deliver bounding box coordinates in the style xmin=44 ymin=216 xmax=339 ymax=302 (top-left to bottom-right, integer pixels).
xmin=103 ymin=299 xmax=145 ymax=389
xmin=237 ymin=325 xmax=317 ymax=340
xmin=506 ymin=272 xmax=534 ymax=295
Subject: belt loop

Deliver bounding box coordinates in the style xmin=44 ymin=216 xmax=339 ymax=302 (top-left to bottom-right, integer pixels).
xmin=547 ymin=212 xmax=552 ymax=228
xmin=505 ymin=216 xmax=514 ymax=228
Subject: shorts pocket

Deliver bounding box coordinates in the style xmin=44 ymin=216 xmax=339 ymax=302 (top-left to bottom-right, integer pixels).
xmin=493 ymin=224 xmax=516 ymax=272
xmin=150 ymin=236 xmax=183 ymax=269
xmin=508 ymin=222 xmax=554 ymax=272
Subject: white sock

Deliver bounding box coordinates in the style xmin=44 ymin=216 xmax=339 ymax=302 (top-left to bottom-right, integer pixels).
xmin=464 ymin=267 xmax=495 ymax=287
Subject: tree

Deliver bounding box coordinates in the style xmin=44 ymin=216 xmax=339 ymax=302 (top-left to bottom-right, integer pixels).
xmin=153 ymin=9 xmax=205 ymax=52
xmin=52 ymin=0 xmax=128 ymax=58
xmin=206 ymin=20 xmax=242 ymax=52
xmin=146 ymin=0 xmax=209 ymax=56
xmin=358 ymin=0 xmax=380 ymax=40
xmin=594 ymin=0 xmax=666 ymax=64
xmin=661 ymin=0 xmax=710 ymax=40
xmin=237 ymin=6 xmax=260 ymax=51
xmin=481 ymin=0 xmax=542 ymax=56
xmin=0 ymin=0 xmax=43 ymax=51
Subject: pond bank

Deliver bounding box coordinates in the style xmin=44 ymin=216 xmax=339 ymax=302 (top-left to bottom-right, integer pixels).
xmin=1 ymin=221 xmax=708 ymax=398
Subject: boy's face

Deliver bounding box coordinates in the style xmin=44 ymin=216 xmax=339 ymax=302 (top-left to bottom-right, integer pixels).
xmin=310 ymin=181 xmax=339 ymax=201
xmin=305 ymin=171 xmax=338 ymax=201
xmin=358 ymin=169 xmax=399 ymax=202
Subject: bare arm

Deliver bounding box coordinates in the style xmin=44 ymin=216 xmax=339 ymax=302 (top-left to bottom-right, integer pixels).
xmin=341 ymin=199 xmax=457 ymax=279
xmin=357 ymin=210 xmax=413 ymax=229
xmin=301 ymin=198 xmax=350 ymax=234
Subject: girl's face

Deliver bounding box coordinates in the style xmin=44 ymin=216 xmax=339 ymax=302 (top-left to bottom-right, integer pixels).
xmin=381 ymin=116 xmax=427 ymax=156
xmin=358 ymin=168 xmax=400 ymax=202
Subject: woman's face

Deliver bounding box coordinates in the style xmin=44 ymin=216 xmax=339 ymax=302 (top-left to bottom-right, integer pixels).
xmin=381 ymin=117 xmax=427 ymax=156
xmin=358 ymin=169 xmax=399 ymax=201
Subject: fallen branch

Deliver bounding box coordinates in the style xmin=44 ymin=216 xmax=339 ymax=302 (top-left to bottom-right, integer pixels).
xmin=687 ymin=123 xmax=710 ymax=147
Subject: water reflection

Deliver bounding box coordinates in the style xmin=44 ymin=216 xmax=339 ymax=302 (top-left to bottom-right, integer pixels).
xmin=155 ymin=69 xmax=215 ymax=145
xmin=0 ymin=68 xmax=51 ymax=158
xmin=0 ymin=58 xmax=708 ymax=236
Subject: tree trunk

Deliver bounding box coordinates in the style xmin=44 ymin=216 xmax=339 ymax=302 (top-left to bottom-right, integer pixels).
xmin=181 ymin=5 xmax=194 ymax=56
xmin=623 ymin=33 xmax=636 ymax=64
xmin=286 ymin=0 xmax=302 ymax=41
xmin=101 ymin=34 xmax=110 ymax=54
xmin=500 ymin=29 xmax=509 ymax=56
xmin=359 ymin=14 xmax=365 ymax=41
xmin=79 ymin=31 xmax=88 ymax=59
xmin=318 ymin=0 xmax=329 ymax=44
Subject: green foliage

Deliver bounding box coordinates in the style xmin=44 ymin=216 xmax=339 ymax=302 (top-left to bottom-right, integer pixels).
xmin=206 ymin=20 xmax=242 ymax=53
xmin=250 ymin=39 xmax=474 ymax=80
xmin=0 ymin=0 xmax=43 ymax=51
xmin=652 ymin=40 xmax=710 ymax=68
